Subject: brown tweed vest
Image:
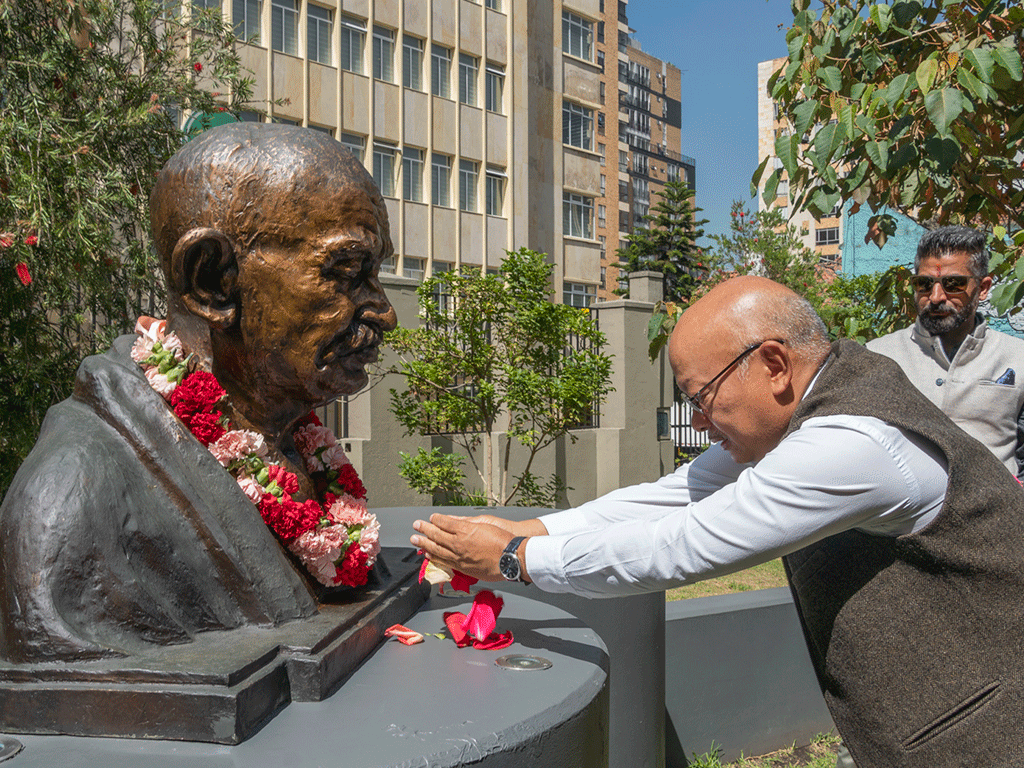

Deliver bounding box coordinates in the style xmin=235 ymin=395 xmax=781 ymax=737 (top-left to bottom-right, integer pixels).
xmin=783 ymin=339 xmax=1024 ymax=768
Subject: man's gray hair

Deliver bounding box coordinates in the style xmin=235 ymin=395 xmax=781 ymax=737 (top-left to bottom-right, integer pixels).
xmin=916 ymin=226 xmax=988 ymax=277
xmin=732 ymin=289 xmax=831 ymax=370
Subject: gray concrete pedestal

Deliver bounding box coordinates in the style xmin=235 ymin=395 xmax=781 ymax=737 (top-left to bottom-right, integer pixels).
xmin=1 ymin=590 xmax=609 ymax=767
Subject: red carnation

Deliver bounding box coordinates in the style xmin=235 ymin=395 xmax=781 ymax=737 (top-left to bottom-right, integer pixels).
xmin=193 ymin=62 xmax=202 ymax=73
xmin=187 ymin=411 xmax=226 ymax=446
xmin=336 ymin=545 xmax=369 ymax=587
xmin=267 ymin=464 xmax=299 ymax=496
xmin=259 ymin=495 xmax=320 ymax=539
xmin=295 ymin=411 xmax=323 ymax=429
xmin=169 ymin=371 xmax=225 ymax=419
xmin=15 ymin=263 xmax=32 ymax=286
xmin=335 ymin=463 xmax=366 ymax=499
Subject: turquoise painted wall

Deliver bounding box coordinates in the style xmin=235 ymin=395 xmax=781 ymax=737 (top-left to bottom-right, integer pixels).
xmin=840 ymin=203 xmax=924 ymax=278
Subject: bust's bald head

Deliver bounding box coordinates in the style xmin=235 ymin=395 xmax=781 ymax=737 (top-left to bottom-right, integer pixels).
xmin=150 ymin=122 xmax=392 ymax=284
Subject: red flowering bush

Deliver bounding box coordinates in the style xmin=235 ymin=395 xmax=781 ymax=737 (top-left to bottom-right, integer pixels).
xmin=15 ymin=263 xmax=32 ymax=286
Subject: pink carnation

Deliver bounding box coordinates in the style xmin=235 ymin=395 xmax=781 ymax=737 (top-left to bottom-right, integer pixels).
xmin=327 ymin=494 xmax=370 ymax=526
xmin=210 ymin=429 xmax=267 ymax=466
xmin=321 ymin=443 xmax=351 ymax=472
xmin=145 ymin=366 xmax=176 ymax=396
xmin=293 ymin=424 xmax=335 ymax=458
xmin=131 ymin=336 xmax=153 ymax=363
xmin=289 ymin=525 xmax=348 ymax=585
xmin=162 ymin=332 xmax=184 ymax=359
xmin=134 ymin=317 xmax=167 ymax=344
xmin=236 ymin=475 xmax=264 ymax=503
xmin=358 ymin=515 xmax=380 ymax=560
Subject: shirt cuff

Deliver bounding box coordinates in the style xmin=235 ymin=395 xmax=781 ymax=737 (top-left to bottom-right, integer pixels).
xmin=523 ymin=534 xmax=574 ymax=594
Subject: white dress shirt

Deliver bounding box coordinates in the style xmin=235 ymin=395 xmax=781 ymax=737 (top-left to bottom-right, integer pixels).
xmin=526 ymin=415 xmax=949 ymax=598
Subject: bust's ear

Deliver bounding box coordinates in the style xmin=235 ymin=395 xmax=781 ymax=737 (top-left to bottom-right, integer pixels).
xmin=170 ymin=228 xmax=239 ymax=329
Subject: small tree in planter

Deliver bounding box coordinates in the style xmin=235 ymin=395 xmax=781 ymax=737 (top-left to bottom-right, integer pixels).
xmin=385 ymin=248 xmax=613 ymax=507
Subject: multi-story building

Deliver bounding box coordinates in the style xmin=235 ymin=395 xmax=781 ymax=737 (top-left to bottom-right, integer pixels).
xmin=185 ymin=0 xmax=614 ymax=304
xmin=756 ymin=56 xmax=843 ymax=268
xmin=592 ymin=1 xmax=694 ymax=301
xmin=192 ymin=0 xmax=690 ymax=306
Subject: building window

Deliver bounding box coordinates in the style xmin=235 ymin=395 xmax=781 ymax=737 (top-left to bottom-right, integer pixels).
xmin=486 ymin=166 xmax=505 ymax=215
xmin=598 ymin=204 xmax=606 ymax=228
xmin=562 ymin=10 xmax=593 ymax=61
xmin=666 ymin=163 xmax=679 ymax=183
xmin=403 ymin=147 xmax=424 ymax=202
xmin=459 ymin=159 xmax=478 ymax=211
xmin=373 ymin=25 xmax=395 ymax=81
xmin=485 ymin=63 xmax=504 ymax=113
xmin=403 ymin=257 xmax=425 ymax=281
xmin=379 ymin=255 xmax=397 ymax=274
xmin=563 ymin=282 xmax=596 ymax=308
xmin=309 ymin=124 xmax=333 ymax=136
xmin=233 ymin=0 xmax=261 ymax=42
xmin=619 ymin=150 xmax=628 ymax=172
xmin=597 ymin=112 xmax=605 ymax=136
xmin=307 ymin=4 xmax=332 ymax=63
xmin=563 ymin=101 xmax=593 ymax=150
xmin=373 ymin=143 xmax=397 ymax=197
xmin=271 ymin=0 xmax=297 ymax=54
xmin=339 ymin=15 xmax=365 ymax=74
xmin=597 ymin=50 xmax=604 ymax=72
xmin=459 ymin=53 xmax=478 ymax=105
xmin=485 ymin=0 xmax=500 ymax=8
xmin=340 ymin=133 xmax=365 ymax=163
xmin=403 ymin=35 xmax=423 ymax=90
xmin=816 ymin=226 xmax=840 ymax=246
xmin=598 ymin=142 xmax=605 ymax=166
xmin=432 ymin=44 xmax=451 ymax=98
xmin=432 ymin=153 xmax=451 ymax=207
xmin=563 ymin=192 xmax=593 ymax=239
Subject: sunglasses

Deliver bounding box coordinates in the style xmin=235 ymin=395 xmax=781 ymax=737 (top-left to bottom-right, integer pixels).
xmin=681 ymin=339 xmax=786 ymax=415
xmin=909 ymin=275 xmax=974 ymax=294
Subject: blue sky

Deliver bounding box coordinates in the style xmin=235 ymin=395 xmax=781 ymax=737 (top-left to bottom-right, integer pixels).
xmin=627 ymin=0 xmax=795 ymax=242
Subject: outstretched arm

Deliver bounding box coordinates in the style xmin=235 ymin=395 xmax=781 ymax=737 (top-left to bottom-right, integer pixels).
xmin=411 ymin=514 xmax=548 ymax=582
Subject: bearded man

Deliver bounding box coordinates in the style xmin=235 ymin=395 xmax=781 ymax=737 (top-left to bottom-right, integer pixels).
xmin=868 ymin=225 xmax=1024 ymax=480
xmin=0 ymin=123 xmax=397 ymax=663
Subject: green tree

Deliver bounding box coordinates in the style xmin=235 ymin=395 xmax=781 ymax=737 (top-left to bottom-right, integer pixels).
xmin=646 ymin=201 xmax=897 ymax=359
xmin=0 ymin=0 xmax=254 ymax=494
xmin=616 ymin=180 xmax=709 ymax=302
xmin=702 ymin=201 xmax=825 ymax=307
xmin=753 ymin=0 xmax=1024 ymax=311
xmin=385 ymin=248 xmax=614 ymax=507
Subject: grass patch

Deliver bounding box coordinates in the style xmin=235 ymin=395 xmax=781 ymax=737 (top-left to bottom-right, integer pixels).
xmin=687 ymin=732 xmax=842 ymax=767
xmin=666 ymin=559 xmax=788 ymax=601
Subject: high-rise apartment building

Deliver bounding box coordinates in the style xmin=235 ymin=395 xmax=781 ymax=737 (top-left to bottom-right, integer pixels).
xmin=757 ymin=56 xmax=843 ymax=268
xmin=592 ymin=0 xmax=694 ymax=302
xmin=186 ymin=0 xmax=606 ymax=302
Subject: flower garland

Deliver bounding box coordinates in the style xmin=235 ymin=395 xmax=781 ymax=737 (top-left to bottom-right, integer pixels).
xmin=132 ymin=317 xmax=379 ymax=588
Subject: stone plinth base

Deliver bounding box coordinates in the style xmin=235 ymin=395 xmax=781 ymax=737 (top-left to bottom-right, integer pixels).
xmin=0 ymin=548 xmax=427 ymax=744
xmin=2 ymin=590 xmax=609 ymax=768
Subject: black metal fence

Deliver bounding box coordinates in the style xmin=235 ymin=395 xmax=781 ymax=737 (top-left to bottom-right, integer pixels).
xmin=670 ymin=398 xmax=708 ymax=465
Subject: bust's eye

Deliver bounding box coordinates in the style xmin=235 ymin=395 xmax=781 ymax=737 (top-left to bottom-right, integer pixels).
xmin=324 ymin=249 xmax=363 ymax=279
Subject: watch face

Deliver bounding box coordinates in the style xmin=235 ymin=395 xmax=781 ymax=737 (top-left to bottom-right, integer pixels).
xmin=499 ymin=552 xmax=520 ymax=581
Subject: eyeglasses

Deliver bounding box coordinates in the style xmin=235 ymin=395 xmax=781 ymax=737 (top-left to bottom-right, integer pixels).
xmin=681 ymin=339 xmax=785 ymax=415
xmin=909 ymin=275 xmax=974 ymax=294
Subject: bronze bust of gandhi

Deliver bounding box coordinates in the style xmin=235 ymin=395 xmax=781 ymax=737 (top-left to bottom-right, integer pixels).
xmin=0 ymin=123 xmax=398 ymax=665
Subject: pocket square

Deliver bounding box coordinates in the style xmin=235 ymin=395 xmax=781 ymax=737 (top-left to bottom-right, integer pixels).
xmin=995 ymin=368 xmax=1016 ymax=385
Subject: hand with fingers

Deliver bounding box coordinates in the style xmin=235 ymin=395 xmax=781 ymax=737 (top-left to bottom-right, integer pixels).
xmin=411 ymin=513 xmax=536 ymax=582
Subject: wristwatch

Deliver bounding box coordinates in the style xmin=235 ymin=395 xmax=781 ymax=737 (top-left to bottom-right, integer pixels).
xmin=499 ymin=536 xmax=527 ymax=582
